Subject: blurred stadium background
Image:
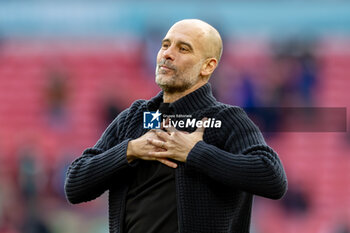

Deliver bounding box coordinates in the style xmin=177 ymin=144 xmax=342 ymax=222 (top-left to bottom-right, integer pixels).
xmin=0 ymin=1 xmax=350 ymax=233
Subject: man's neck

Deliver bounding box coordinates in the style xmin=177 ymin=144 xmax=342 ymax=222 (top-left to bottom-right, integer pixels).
xmin=163 ymin=82 xmax=207 ymax=103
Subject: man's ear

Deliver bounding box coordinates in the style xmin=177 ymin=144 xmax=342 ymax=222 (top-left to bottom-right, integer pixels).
xmin=200 ymin=58 xmax=217 ymax=77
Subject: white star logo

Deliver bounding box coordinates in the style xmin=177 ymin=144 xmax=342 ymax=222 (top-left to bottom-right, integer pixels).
xmin=151 ymin=110 xmax=162 ymax=122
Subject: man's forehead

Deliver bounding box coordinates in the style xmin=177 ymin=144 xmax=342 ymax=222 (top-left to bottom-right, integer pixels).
xmin=162 ymin=19 xmax=223 ymax=60
xmin=164 ymin=24 xmax=206 ymax=46
xmin=167 ymin=22 xmax=206 ymax=37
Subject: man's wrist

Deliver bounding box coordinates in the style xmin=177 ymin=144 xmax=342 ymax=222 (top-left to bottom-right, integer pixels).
xmin=126 ymin=140 xmax=136 ymax=163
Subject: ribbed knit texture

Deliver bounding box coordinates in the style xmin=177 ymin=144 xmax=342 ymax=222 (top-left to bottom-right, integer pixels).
xmin=64 ymin=83 xmax=288 ymax=233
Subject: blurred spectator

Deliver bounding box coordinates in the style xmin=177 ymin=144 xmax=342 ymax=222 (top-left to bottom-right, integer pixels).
xmin=21 ymin=208 xmax=51 ymax=233
xmin=52 ymin=152 xmax=75 ymax=200
xmin=280 ymin=182 xmax=310 ymax=216
xmin=45 ymin=67 xmax=70 ymax=130
xmin=99 ymin=87 xmax=124 ymax=128
xmin=16 ymin=141 xmax=53 ymax=233
xmin=17 ymin=143 xmax=45 ymax=201
xmin=18 ymin=155 xmax=37 ymax=201
xmin=269 ymin=38 xmax=318 ymax=107
xmin=102 ymin=98 xmax=123 ymax=127
xmin=143 ymin=26 xmax=163 ymax=75
xmin=233 ymin=71 xmax=259 ymax=108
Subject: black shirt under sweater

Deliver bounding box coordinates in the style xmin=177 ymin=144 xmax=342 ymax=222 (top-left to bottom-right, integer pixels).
xmin=124 ymin=103 xmax=178 ymax=233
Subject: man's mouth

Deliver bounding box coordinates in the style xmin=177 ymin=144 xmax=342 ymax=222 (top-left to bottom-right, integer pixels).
xmin=159 ymin=65 xmax=174 ymax=71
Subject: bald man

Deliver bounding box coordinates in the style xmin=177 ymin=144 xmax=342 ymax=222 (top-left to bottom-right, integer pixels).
xmin=65 ymin=19 xmax=287 ymax=233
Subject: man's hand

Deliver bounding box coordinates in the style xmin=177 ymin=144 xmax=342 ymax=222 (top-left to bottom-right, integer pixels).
xmin=127 ymin=130 xmax=178 ymax=168
xmin=147 ymin=118 xmax=207 ymax=163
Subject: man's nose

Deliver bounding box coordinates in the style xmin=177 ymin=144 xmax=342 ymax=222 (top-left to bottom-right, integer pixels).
xmin=162 ymin=46 xmax=175 ymax=61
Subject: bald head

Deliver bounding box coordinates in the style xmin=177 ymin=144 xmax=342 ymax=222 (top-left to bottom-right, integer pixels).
xmin=155 ymin=19 xmax=223 ymax=96
xmin=169 ymin=19 xmax=223 ymax=63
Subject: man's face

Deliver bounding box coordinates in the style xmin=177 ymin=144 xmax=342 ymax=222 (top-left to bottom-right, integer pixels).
xmin=155 ymin=23 xmax=206 ymax=93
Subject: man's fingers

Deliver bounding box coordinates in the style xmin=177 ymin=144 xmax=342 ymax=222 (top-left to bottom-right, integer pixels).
xmin=148 ymin=151 xmax=171 ymax=158
xmin=147 ymin=138 xmax=167 ymax=149
xmin=154 ymin=147 xmax=167 ymax=152
xmin=156 ymin=158 xmax=177 ymax=168
xmin=155 ymin=130 xmax=170 ymax=141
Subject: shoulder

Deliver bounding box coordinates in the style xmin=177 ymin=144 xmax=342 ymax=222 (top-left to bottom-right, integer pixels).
xmin=120 ymin=99 xmax=148 ymax=120
xmin=210 ymin=104 xmax=267 ymax=152
xmin=105 ymin=99 xmax=147 ymax=133
xmin=214 ymin=103 xmax=262 ymax=137
xmin=128 ymin=99 xmax=147 ymax=112
xmin=217 ymin=104 xmax=248 ymax=121
xmin=202 ymin=102 xmax=249 ymax=123
xmin=119 ymin=99 xmax=149 ymax=127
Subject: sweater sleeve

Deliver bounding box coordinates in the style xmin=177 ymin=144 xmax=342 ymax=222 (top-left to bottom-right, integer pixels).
xmin=64 ymin=108 xmax=135 ymax=204
xmin=186 ymin=107 xmax=288 ymax=200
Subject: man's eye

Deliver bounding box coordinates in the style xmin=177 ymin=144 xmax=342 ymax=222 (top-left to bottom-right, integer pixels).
xmin=180 ymin=47 xmax=188 ymax=51
xmin=162 ymin=44 xmax=169 ymax=49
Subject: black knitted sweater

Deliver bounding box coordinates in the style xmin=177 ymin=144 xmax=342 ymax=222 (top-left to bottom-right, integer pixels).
xmin=64 ymin=83 xmax=288 ymax=233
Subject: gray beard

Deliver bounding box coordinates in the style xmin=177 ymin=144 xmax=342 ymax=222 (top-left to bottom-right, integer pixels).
xmin=157 ymin=81 xmax=193 ymax=94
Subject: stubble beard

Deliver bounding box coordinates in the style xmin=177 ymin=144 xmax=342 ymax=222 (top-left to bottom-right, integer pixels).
xmin=155 ymin=63 xmax=201 ymax=94
xmin=156 ymin=74 xmax=194 ymax=94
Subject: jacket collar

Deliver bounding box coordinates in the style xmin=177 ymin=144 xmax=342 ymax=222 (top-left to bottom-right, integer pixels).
xmin=147 ymin=83 xmax=217 ymax=114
